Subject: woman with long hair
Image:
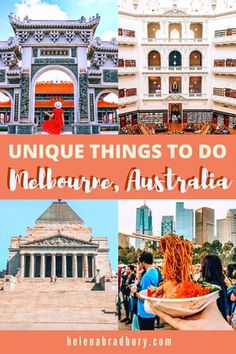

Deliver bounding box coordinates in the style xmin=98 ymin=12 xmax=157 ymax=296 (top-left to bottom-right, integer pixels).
xmin=42 ymin=101 xmax=64 ymax=134
xmin=201 ymin=255 xmax=228 ymax=320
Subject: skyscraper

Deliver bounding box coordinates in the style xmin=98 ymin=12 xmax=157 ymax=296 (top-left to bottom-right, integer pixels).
xmin=195 ymin=207 xmax=215 ymax=245
xmin=217 ymin=209 xmax=236 ymax=245
xmin=135 ymin=201 xmax=153 ymax=249
xmin=176 ymin=202 xmax=194 ymax=240
xmin=161 ymin=216 xmax=174 ymax=236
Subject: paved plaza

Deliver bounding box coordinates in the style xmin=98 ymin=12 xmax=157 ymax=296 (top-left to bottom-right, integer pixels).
xmin=0 ymin=278 xmax=117 ymax=330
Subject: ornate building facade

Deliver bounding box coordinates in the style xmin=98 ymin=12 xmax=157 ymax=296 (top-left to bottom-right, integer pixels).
xmin=0 ymin=82 xmax=118 ymax=131
xmin=7 ymin=201 xmax=112 ymax=279
xmin=119 ymin=0 xmax=236 ymax=130
xmin=0 ymin=14 xmax=118 ymax=134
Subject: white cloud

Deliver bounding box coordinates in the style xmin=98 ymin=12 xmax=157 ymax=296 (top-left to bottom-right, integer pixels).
xmin=36 ymin=70 xmax=72 ymax=83
xmin=77 ymin=0 xmax=112 ymax=6
xmin=103 ymin=93 xmax=118 ymax=103
xmin=100 ymin=31 xmax=117 ymax=41
xmin=15 ymin=0 xmax=68 ymax=20
xmin=0 ymin=93 xmax=10 ymax=102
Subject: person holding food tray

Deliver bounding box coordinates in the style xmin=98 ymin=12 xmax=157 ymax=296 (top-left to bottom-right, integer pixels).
xmin=148 ymin=302 xmax=233 ymax=330
xmin=137 ymin=234 xmax=233 ymax=330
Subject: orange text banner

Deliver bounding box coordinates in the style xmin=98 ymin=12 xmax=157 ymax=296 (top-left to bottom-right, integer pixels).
xmin=0 ymin=330 xmax=234 ymax=354
xmin=0 ymin=135 xmax=235 ymax=199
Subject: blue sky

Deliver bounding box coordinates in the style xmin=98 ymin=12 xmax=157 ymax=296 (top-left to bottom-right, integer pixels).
xmin=0 ymin=200 xmax=118 ymax=271
xmin=0 ymin=0 xmax=117 ymax=41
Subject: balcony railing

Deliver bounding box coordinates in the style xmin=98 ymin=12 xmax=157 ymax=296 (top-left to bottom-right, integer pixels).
xmin=146 ymin=92 xmax=162 ymax=98
xmin=119 ymin=95 xmax=139 ymax=105
xmin=143 ymin=93 xmax=207 ymax=100
xmin=118 ymin=29 xmax=135 ymax=37
xmin=213 ymin=35 xmax=236 ymax=44
xmin=213 ymin=59 xmax=236 ymax=74
xmin=213 ymin=67 xmax=236 ymax=75
xmin=118 ymin=29 xmax=136 ymax=45
xmin=213 ymin=88 xmax=236 ymax=98
xmin=214 ymin=29 xmax=236 ymax=44
xmin=188 ymin=93 xmax=205 ymax=98
xmin=118 ymin=59 xmax=137 ymax=74
xmin=118 ymin=36 xmax=137 ymax=45
xmin=142 ymin=37 xmax=208 ymax=44
xmin=214 ymin=59 xmax=236 ymax=67
xmin=212 ymin=95 xmax=236 ymax=106
xmin=118 ymin=59 xmax=136 ymax=67
xmin=143 ymin=66 xmax=207 ymax=73
xmin=212 ymin=87 xmax=236 ymax=106
xmin=119 ymin=88 xmax=138 ymax=105
xmin=119 ymin=67 xmax=138 ymax=75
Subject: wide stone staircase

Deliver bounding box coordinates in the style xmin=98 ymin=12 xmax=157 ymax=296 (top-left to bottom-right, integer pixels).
xmin=0 ymin=278 xmax=117 ymax=330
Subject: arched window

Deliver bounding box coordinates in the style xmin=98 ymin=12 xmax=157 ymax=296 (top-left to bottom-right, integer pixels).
xmin=189 ymin=77 xmax=202 ymax=94
xmin=149 ymin=77 xmax=161 ymax=94
xmin=169 ymin=23 xmax=182 ymax=40
xmin=0 ymin=91 xmax=12 ymax=124
xmin=190 ymin=23 xmax=203 ymax=40
xmin=169 ymin=51 xmax=182 ymax=67
xmin=169 ymin=77 xmax=182 ymax=94
xmin=148 ymin=23 xmax=161 ymax=39
xmin=190 ymin=51 xmax=202 ymax=67
xmin=148 ymin=51 xmax=161 ymax=67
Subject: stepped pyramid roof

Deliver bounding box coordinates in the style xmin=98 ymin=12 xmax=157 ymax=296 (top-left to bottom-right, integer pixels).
xmin=36 ymin=201 xmax=84 ymax=224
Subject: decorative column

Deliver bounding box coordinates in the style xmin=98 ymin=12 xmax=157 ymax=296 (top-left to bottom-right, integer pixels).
xmin=20 ymin=254 xmax=25 ymax=278
xmin=62 ymin=254 xmax=67 ymax=278
xmin=20 ymin=71 xmax=30 ymax=121
xmin=29 ymin=254 xmax=35 ymax=278
xmin=72 ymin=254 xmax=78 ymax=278
xmin=51 ymin=254 xmax=56 ymax=278
xmin=164 ymin=49 xmax=169 ymax=68
xmin=182 ymin=75 xmax=189 ymax=96
xmin=79 ymin=68 xmax=89 ymax=123
xmin=40 ymin=254 xmax=45 ymax=278
xmin=162 ymin=76 xmax=168 ymax=96
xmin=83 ymin=254 xmax=89 ymax=278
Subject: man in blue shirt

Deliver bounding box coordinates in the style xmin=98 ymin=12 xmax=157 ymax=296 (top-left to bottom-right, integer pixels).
xmin=135 ymin=252 xmax=162 ymax=330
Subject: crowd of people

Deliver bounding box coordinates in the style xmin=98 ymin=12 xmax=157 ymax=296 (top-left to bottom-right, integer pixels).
xmin=118 ymin=252 xmax=236 ymax=331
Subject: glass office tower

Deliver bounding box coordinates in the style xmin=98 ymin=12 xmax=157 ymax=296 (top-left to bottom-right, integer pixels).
xmin=135 ymin=201 xmax=153 ymax=249
xmin=176 ymin=202 xmax=194 ymax=240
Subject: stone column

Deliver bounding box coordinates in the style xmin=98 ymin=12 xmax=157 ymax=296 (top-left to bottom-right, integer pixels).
xmin=91 ymin=257 xmax=94 ymax=278
xmin=51 ymin=254 xmax=56 ymax=278
xmin=72 ymin=254 xmax=78 ymax=278
xmin=20 ymin=254 xmax=25 ymax=278
xmin=93 ymin=255 xmax=98 ymax=279
xmin=62 ymin=254 xmax=67 ymax=278
xmin=83 ymin=254 xmax=89 ymax=278
xmin=40 ymin=254 xmax=45 ymax=278
xmin=80 ymin=255 xmax=83 ymax=277
xmin=29 ymin=254 xmax=35 ymax=278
